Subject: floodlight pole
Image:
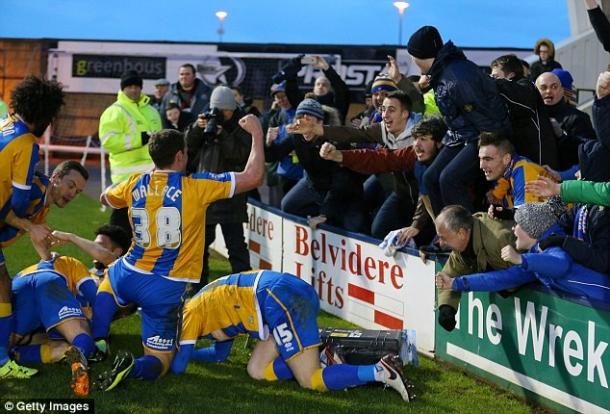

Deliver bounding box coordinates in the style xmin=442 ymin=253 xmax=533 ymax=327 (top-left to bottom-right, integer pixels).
xmin=216 ymin=11 xmax=228 ymax=43
xmin=393 ymin=2 xmax=409 ymax=45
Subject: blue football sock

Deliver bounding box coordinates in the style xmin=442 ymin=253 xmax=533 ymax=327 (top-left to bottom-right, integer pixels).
xmin=322 ymin=364 xmax=372 ymax=390
xmin=72 ymin=333 xmax=95 ymax=359
xmin=12 ymin=344 xmax=42 ymax=364
xmin=357 ymin=364 xmax=378 ymax=382
xmin=191 ymin=340 xmax=233 ymax=363
xmin=92 ymin=292 xmax=118 ymax=340
xmin=271 ymin=357 xmax=294 ymax=380
xmin=128 ymin=355 xmax=163 ymax=381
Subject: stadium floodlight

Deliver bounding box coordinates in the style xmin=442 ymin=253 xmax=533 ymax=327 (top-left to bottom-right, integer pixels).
xmin=215 ymin=10 xmax=228 ymax=42
xmin=393 ymin=1 xmax=410 ymax=45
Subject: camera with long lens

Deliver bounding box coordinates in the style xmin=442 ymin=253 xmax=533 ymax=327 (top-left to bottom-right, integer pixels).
xmin=202 ymin=107 xmax=224 ymax=136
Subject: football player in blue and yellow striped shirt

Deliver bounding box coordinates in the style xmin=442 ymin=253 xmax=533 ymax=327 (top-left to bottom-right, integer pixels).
xmin=0 ymin=161 xmax=89 ymax=251
xmin=11 ymin=224 xmax=131 ymax=365
xmin=479 ymin=132 xmax=550 ymax=212
xmin=10 ymin=253 xmax=97 ymax=396
xmin=9 ymin=223 xmax=130 ymax=396
xmin=0 ymin=76 xmax=65 ymax=380
xmin=94 ymin=117 xmax=264 ymax=390
xmin=170 ymin=270 xmax=412 ymax=402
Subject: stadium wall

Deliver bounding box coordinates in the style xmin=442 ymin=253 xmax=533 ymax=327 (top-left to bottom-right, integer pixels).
xmin=213 ymin=200 xmax=610 ymax=414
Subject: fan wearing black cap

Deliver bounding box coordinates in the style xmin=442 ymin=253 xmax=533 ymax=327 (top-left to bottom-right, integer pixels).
xmin=407 ymin=25 xmax=511 ymax=217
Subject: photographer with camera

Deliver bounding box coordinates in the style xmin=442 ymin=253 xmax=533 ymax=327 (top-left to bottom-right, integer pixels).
xmin=185 ymin=86 xmax=253 ymax=290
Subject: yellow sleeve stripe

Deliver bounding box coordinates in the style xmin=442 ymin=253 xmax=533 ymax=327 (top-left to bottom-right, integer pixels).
xmin=101 ymin=192 xmax=119 ymax=209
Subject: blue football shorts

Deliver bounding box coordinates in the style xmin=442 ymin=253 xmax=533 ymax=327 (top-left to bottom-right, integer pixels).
xmin=12 ymin=272 xmax=85 ymax=336
xmin=108 ymin=258 xmax=186 ymax=352
xmin=257 ymin=272 xmax=321 ymax=361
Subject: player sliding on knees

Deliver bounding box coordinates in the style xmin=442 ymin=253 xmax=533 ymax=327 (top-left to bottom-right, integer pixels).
xmin=170 ymin=270 xmax=414 ymax=402
xmin=92 ymin=116 xmax=265 ymax=391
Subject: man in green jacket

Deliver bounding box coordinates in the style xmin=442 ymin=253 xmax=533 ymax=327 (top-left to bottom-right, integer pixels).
xmin=98 ymin=70 xmax=162 ymax=235
xmin=434 ymin=205 xmax=515 ymax=331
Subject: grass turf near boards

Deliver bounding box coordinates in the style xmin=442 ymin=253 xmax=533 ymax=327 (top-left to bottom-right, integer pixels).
xmin=0 ymin=195 xmax=543 ymax=413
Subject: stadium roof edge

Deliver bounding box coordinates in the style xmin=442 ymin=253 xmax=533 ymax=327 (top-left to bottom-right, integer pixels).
xmin=0 ymin=36 xmax=531 ymax=53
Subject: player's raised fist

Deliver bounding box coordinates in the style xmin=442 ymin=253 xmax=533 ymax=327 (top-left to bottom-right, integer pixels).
xmin=239 ymin=114 xmax=263 ymax=136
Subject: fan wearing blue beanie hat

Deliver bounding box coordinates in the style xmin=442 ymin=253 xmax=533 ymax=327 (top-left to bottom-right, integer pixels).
xmin=266 ymin=97 xmax=367 ymax=233
xmin=295 ymin=98 xmax=325 ymax=122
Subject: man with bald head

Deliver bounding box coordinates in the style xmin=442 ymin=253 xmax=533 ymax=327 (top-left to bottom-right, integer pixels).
xmin=536 ymin=71 xmax=596 ymax=169
xmin=434 ymin=205 xmax=515 ymax=332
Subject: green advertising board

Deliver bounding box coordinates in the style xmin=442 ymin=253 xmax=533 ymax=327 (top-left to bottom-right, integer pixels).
xmin=435 ymin=287 xmax=610 ymax=413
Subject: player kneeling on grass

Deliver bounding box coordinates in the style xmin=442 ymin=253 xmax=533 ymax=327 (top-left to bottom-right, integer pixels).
xmin=168 ymin=270 xmax=413 ymax=402
xmin=92 ymin=118 xmax=265 ymax=391
xmin=9 ymin=253 xmax=99 ymax=396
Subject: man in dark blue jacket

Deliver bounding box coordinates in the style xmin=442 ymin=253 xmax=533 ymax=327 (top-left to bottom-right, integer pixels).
xmin=267 ymin=99 xmax=366 ymax=233
xmin=407 ymin=26 xmax=511 ymax=215
xmin=536 ymin=78 xmax=610 ymax=274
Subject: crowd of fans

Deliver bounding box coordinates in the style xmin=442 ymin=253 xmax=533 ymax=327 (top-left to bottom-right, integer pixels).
xmin=2 ymin=0 xmax=610 ymax=401
xmin=96 ymin=0 xmax=610 ymax=331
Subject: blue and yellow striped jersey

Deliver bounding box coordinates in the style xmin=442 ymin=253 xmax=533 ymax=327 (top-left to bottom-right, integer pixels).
xmin=491 ymin=155 xmax=549 ymax=209
xmin=102 ymin=170 xmax=235 ymax=282
xmin=179 ymin=270 xmax=267 ymax=345
xmin=0 ymin=114 xmax=40 ymax=220
xmin=16 ymin=253 xmax=98 ymax=316
xmin=0 ymin=173 xmax=49 ymax=248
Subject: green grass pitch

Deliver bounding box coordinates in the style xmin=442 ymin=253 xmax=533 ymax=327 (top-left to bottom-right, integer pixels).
xmin=0 ymin=195 xmax=543 ymax=413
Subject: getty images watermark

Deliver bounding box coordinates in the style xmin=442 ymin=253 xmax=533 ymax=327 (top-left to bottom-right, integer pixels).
xmin=2 ymin=399 xmax=94 ymax=413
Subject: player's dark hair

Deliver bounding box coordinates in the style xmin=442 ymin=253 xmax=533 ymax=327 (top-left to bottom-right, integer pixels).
xmin=478 ymin=131 xmax=515 ymax=155
xmin=10 ymin=76 xmax=65 ymax=136
xmin=52 ymin=160 xmax=89 ymax=181
xmin=148 ymin=129 xmax=185 ymax=169
xmin=95 ymin=224 xmax=131 ymax=255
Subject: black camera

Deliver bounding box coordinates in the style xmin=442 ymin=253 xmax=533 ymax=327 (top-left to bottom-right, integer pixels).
xmin=202 ymin=107 xmax=224 ymax=136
